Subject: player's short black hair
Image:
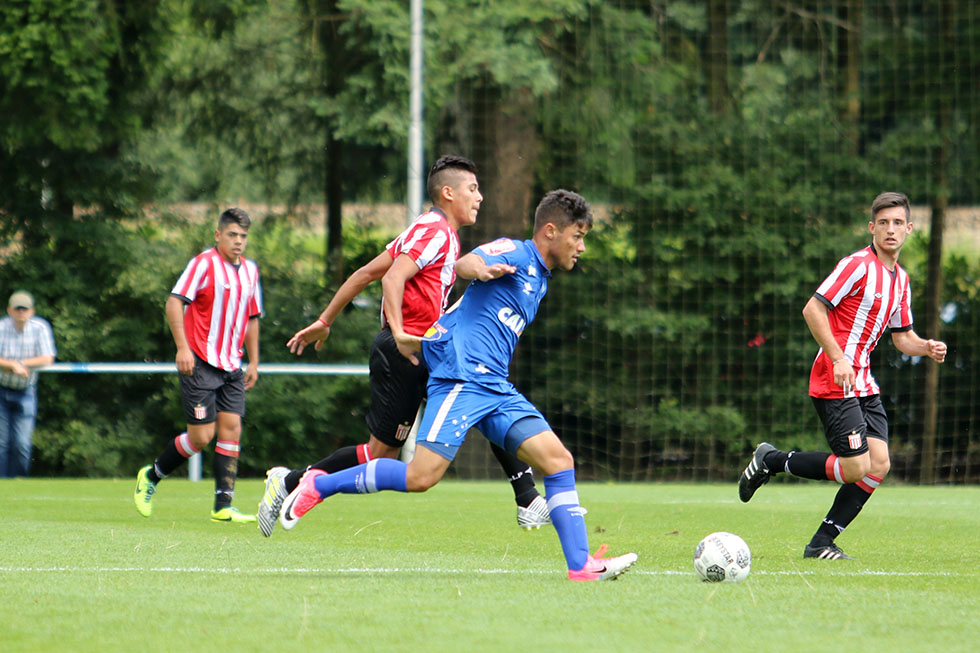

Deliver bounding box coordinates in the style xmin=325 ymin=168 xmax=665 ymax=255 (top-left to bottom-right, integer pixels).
xmin=218 ymin=207 xmax=251 ymax=230
xmin=871 ymin=192 xmax=910 ymax=222
xmin=426 ymin=155 xmax=478 ymax=203
xmin=533 ymin=189 xmax=593 ymax=233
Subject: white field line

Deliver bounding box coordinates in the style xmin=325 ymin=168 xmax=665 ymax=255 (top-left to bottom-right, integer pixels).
xmin=0 ymin=566 xmax=971 ymax=577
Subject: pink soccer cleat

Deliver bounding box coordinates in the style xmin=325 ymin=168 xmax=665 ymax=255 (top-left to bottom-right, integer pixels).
xmin=567 ymin=544 xmax=638 ymax=581
xmin=278 ymin=469 xmax=328 ymax=531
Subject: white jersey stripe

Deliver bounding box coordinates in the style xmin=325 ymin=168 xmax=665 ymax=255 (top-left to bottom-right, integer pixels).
xmin=424 ymin=383 xmax=464 ymax=443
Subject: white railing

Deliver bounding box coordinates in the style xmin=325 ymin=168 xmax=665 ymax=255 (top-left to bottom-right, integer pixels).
xmin=38 ymin=361 xmax=369 ymax=480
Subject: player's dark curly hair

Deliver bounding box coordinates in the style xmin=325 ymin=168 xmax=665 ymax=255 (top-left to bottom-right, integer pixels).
xmin=871 ymin=191 xmax=910 ymax=222
xmin=218 ymin=207 xmax=251 ymax=230
xmin=533 ymin=189 xmax=593 ymax=233
xmin=426 ymin=155 xmax=478 ymax=203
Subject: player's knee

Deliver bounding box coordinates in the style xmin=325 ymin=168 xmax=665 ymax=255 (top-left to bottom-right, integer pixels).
xmin=404 ymin=471 xmax=438 ymax=493
xmin=870 ymin=457 xmax=890 ymax=479
xmin=839 ymin=456 xmax=871 ymax=484
xmin=538 ymin=446 xmax=575 ymax=476
xmin=368 ymin=440 xmax=399 ymax=459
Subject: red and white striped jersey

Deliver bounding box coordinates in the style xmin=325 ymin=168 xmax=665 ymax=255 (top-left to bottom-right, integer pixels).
xmin=171 ymin=247 xmax=263 ymax=372
xmin=384 ymin=208 xmax=460 ymax=336
xmin=808 ymin=245 xmax=912 ymax=398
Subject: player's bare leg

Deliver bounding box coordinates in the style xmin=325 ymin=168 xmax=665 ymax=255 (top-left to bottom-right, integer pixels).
xmin=517 ymin=431 xmax=637 ymax=581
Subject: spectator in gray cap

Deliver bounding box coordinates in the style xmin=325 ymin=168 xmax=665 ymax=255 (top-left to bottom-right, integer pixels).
xmin=0 ymin=290 xmax=57 ymax=477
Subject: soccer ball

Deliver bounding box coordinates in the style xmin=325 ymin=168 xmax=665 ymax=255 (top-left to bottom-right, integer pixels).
xmin=693 ymin=532 xmax=751 ymax=583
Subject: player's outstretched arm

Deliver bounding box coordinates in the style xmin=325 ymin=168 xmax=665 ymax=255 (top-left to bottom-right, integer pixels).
xmin=381 ymin=254 xmax=423 ymax=366
xmin=287 ymin=251 xmax=392 ymax=355
xmin=456 ymin=252 xmax=516 ymax=281
xmin=891 ymin=329 xmax=947 ymax=363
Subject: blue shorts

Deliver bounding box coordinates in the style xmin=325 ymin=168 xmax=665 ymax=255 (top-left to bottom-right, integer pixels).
xmin=416 ymin=380 xmax=551 ymax=461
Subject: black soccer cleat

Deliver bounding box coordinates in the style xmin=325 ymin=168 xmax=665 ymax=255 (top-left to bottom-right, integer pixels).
xmin=738 ymin=442 xmax=776 ymax=503
xmin=803 ymin=543 xmax=856 ymax=560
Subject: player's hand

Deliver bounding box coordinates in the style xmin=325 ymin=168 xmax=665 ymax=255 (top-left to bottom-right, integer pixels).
xmin=833 ymin=359 xmax=855 ymax=395
xmin=244 ymin=365 xmax=258 ymax=391
xmin=927 ymin=339 xmax=947 ymax=363
xmin=175 ymin=348 xmax=195 ymax=376
xmin=393 ymin=332 xmax=422 ymax=366
xmin=287 ymin=321 xmax=330 ymax=355
xmin=478 ymin=263 xmax=517 ymax=281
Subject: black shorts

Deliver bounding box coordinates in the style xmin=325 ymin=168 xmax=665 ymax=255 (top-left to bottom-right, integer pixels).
xmin=811 ymin=395 xmax=889 ymax=458
xmin=178 ymin=353 xmax=246 ymax=425
xmin=365 ymin=328 xmax=428 ymax=448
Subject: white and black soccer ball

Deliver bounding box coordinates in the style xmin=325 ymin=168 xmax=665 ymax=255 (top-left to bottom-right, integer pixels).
xmin=693 ymin=532 xmax=751 ymax=583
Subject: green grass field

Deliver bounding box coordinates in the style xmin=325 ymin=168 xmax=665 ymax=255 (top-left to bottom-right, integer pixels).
xmin=2 ymin=478 xmax=978 ymax=652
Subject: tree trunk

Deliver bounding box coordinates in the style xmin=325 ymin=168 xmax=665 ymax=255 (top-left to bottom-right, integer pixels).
xmin=463 ymin=84 xmax=538 ymax=252
xmin=837 ymin=0 xmax=862 ymax=153
xmin=325 ymin=132 xmax=344 ymax=286
xmin=706 ymin=0 xmax=728 ymax=115
xmin=919 ymin=0 xmax=952 ymax=484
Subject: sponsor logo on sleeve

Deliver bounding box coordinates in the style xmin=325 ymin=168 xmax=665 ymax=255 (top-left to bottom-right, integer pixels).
xmin=478 ymin=238 xmax=517 ymax=256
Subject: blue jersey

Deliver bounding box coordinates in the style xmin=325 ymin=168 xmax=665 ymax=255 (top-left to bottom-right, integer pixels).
xmin=422 ymin=238 xmax=550 ymax=391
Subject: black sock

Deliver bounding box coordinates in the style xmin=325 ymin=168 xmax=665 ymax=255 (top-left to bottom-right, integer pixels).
xmin=782 ymin=451 xmax=832 ymax=480
xmin=809 ymin=481 xmax=877 ymax=547
xmin=213 ymin=452 xmax=238 ymax=511
xmin=284 ymin=469 xmax=304 ymax=494
xmin=312 ymin=445 xmax=362 ymax=473
xmin=149 ymin=438 xmax=188 ymax=483
xmin=489 ymin=443 xmax=538 ymax=508
xmin=762 ymin=449 xmax=790 ymax=474
xmin=284 ymin=445 xmax=365 ymax=493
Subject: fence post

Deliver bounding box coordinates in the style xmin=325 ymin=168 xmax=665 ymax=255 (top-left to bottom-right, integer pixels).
xmin=188 ymin=452 xmax=202 ymax=482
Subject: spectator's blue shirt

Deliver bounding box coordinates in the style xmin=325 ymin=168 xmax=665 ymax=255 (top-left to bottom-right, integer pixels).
xmin=422 ymin=238 xmax=550 ymax=391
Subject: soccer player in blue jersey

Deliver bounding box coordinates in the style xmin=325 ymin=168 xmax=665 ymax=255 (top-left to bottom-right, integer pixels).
xmin=278 ymin=189 xmax=638 ymax=581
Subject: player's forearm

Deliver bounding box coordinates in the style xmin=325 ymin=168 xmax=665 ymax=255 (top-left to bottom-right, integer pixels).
xmin=320 ymin=253 xmax=390 ymax=325
xmin=381 ymin=276 xmax=407 ymax=337
xmin=456 ymin=253 xmax=488 ymax=280
xmin=891 ymin=329 xmax=932 ymax=357
xmin=165 ymin=296 xmax=192 ymax=352
xmin=245 ymin=318 xmax=260 ymax=365
xmin=802 ymin=297 xmax=846 ymax=361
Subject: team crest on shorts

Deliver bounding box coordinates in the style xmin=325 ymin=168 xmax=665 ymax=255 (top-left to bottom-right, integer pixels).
xmin=194 ymin=404 xmax=207 ymax=420
xmin=848 ymin=431 xmax=862 ymax=450
xmin=395 ymin=423 xmax=411 ymax=441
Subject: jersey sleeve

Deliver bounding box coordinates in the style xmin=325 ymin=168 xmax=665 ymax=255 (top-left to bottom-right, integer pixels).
xmin=889 ymin=273 xmax=913 ymax=331
xmin=814 ymin=255 xmax=866 ymax=307
xmin=387 ymin=220 xmax=449 ymax=270
xmin=171 ymin=254 xmax=209 ymax=302
xmin=249 ymin=265 xmax=264 ymax=319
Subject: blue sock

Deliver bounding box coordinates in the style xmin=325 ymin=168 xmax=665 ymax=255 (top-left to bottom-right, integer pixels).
xmin=544 ymin=469 xmax=590 ymax=571
xmin=313 ymin=458 xmax=408 ymax=497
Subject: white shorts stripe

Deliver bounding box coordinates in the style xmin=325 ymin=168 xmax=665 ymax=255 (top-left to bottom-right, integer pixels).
xmin=424 ymin=383 xmax=464 ymax=443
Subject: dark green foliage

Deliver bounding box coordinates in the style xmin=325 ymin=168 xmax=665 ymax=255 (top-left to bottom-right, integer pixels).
xmin=16 ymin=214 xmax=388 ymax=477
